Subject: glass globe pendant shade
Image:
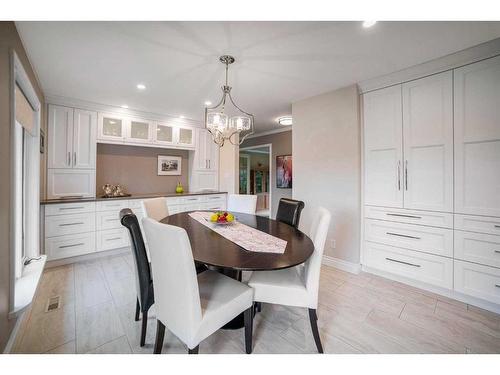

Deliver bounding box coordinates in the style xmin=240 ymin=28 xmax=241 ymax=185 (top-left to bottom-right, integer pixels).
xmin=230 ymin=116 xmax=251 ymax=131
xmin=206 ymin=112 xmax=228 ymax=133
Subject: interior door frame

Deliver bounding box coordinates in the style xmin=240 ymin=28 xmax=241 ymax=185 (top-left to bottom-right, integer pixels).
xmin=240 ymin=143 xmax=272 ymax=216
xmin=239 ymin=154 xmax=251 ymax=194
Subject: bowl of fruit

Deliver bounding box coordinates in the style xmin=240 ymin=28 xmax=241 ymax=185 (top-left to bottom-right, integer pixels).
xmin=208 ymin=211 xmax=235 ymax=225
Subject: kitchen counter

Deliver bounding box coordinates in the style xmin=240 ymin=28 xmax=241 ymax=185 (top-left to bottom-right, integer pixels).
xmin=40 ymin=191 xmax=227 ymax=205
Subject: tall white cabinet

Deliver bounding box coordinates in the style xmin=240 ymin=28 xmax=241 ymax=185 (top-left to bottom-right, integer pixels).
xmin=189 ymin=129 xmax=219 ymax=191
xmin=47 ymin=105 xmax=97 ymax=199
xmin=362 ymin=56 xmax=500 ymax=311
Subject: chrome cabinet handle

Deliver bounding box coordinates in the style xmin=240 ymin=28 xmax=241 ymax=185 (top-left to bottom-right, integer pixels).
xmin=209 ymin=160 xmax=211 ymax=169
xmin=494 ymin=250 xmax=500 ymax=254
xmin=106 ymin=237 xmax=121 ymax=241
xmin=59 ymin=242 xmax=84 ymax=249
xmin=405 ymin=160 xmax=408 ymax=191
xmin=106 ymin=218 xmax=119 ymax=222
xmin=397 ymin=161 xmax=401 ymax=191
xmin=59 ymin=222 xmax=84 ymax=226
xmin=495 ymin=225 xmax=500 ymax=228
xmin=496 ymin=284 xmax=500 ymax=288
xmin=67 ymin=152 xmax=71 ymax=166
xmin=73 ymin=152 xmax=76 ymax=166
xmin=386 ymin=213 xmax=421 ymax=219
xmin=386 ymin=232 xmax=421 ymax=240
xmin=60 ymin=206 xmax=84 ymax=210
xmin=385 ymin=257 xmax=421 ymax=268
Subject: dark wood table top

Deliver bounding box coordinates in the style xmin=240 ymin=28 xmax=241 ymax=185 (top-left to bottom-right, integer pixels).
xmin=160 ymin=211 xmax=314 ymax=271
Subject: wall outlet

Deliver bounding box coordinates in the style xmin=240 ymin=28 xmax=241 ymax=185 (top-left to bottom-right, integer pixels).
xmin=330 ymin=239 xmax=336 ymax=249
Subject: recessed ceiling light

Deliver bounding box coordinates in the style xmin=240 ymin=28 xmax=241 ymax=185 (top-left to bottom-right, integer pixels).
xmin=204 ymin=101 xmax=212 ymax=106
xmin=136 ymin=84 xmax=146 ymax=90
xmin=278 ymin=116 xmax=293 ymax=126
xmin=362 ymin=21 xmax=377 ymax=28
xmin=121 ymin=104 xmax=129 ymax=109
xmin=179 ymin=115 xmax=185 ymax=119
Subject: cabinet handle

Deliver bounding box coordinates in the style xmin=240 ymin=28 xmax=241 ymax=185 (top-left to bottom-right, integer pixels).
xmin=106 ymin=237 xmax=121 ymax=241
xmin=73 ymin=152 xmax=76 ymax=166
xmin=60 ymin=206 xmax=85 ymax=210
xmin=397 ymin=161 xmax=401 ymax=191
xmin=59 ymin=222 xmax=84 ymax=227
xmin=495 ymin=225 xmax=500 ymax=229
xmin=494 ymin=250 xmax=500 ymax=254
xmin=106 ymin=218 xmax=119 ymax=222
xmin=496 ymin=284 xmax=500 ymax=288
xmin=209 ymin=160 xmax=211 ymax=169
xmin=59 ymin=242 xmax=84 ymax=249
xmin=67 ymin=152 xmax=71 ymax=166
xmin=386 ymin=232 xmax=421 ymax=240
xmin=385 ymin=257 xmax=421 ymax=268
xmin=386 ymin=213 xmax=421 ymax=219
xmin=405 ymin=160 xmax=408 ymax=191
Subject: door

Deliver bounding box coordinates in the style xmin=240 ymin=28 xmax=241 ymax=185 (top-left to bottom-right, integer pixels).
xmin=402 ymin=71 xmax=453 ymax=212
xmin=363 ymin=85 xmax=403 ymax=208
xmin=154 ymin=122 xmax=176 ymax=146
xmin=73 ymin=109 xmax=97 ymax=169
xmin=454 ymin=55 xmax=500 ymax=217
xmin=176 ymin=126 xmax=195 ymax=148
xmin=47 ymin=169 xmax=96 ymax=199
xmin=98 ymin=113 xmax=126 ymax=142
xmin=48 ymin=105 xmax=73 ymax=169
xmin=196 ymin=129 xmax=209 ymax=169
xmin=206 ymin=133 xmax=219 ymax=170
xmin=127 ymin=118 xmax=153 ymax=144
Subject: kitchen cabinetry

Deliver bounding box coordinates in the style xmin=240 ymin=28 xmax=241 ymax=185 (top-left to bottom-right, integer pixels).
xmin=189 ymin=129 xmax=219 ymax=191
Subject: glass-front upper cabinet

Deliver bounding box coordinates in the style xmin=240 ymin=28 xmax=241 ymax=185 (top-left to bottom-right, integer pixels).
xmin=98 ymin=113 xmax=126 ymax=141
xmin=154 ymin=123 xmax=175 ymax=145
xmin=127 ymin=118 xmax=153 ymax=143
xmin=177 ymin=126 xmax=195 ymax=148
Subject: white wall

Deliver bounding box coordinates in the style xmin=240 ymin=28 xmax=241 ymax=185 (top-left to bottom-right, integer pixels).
xmin=292 ymin=85 xmax=361 ymax=263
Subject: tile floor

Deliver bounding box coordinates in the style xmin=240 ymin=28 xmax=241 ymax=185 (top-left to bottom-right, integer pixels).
xmin=14 ymin=253 xmax=500 ymax=354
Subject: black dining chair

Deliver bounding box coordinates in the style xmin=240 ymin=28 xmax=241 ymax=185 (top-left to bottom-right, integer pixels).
xmin=120 ymin=208 xmax=155 ymax=347
xmin=276 ymin=198 xmax=305 ymax=229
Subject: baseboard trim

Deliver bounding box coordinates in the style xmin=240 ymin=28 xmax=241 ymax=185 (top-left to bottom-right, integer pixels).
xmin=45 ymin=247 xmax=130 ymax=268
xmin=322 ymin=255 xmax=361 ymax=274
xmin=3 ymin=309 xmax=28 ymax=354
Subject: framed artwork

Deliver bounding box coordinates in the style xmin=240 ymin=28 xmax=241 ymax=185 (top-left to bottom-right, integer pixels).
xmin=157 ymin=155 xmax=182 ymax=176
xmin=276 ymin=155 xmax=292 ymax=188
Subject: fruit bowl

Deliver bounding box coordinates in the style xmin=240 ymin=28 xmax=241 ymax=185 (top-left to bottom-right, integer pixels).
xmin=207 ymin=211 xmax=235 ymax=225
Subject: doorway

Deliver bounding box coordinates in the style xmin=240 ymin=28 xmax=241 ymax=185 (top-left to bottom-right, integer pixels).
xmin=239 ymin=144 xmax=272 ymax=217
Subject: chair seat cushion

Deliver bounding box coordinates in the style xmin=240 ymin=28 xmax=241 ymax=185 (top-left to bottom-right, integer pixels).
xmin=248 ymin=266 xmax=313 ymax=308
xmin=194 ymin=270 xmax=253 ymax=345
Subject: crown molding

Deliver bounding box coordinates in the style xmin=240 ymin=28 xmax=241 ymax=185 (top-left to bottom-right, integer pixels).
xmin=44 ymin=94 xmax=204 ymax=128
xmin=359 ymin=37 xmax=500 ymax=93
xmin=246 ymin=126 xmax=292 ymax=139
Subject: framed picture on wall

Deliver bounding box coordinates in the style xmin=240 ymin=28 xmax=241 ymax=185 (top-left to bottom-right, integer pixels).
xmin=157 ymin=155 xmax=182 ymax=176
xmin=276 ymin=155 xmax=292 ymax=188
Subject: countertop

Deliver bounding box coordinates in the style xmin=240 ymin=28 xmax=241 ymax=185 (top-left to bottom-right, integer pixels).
xmin=40 ymin=191 xmax=227 ymax=205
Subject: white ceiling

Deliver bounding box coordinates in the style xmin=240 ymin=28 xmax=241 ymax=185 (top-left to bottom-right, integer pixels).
xmin=16 ymin=21 xmax=500 ymax=133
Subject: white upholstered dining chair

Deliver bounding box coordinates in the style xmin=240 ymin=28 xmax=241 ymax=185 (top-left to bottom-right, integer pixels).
xmin=142 ymin=217 xmax=255 ymax=354
xmin=141 ymin=197 xmax=169 ymax=221
xmin=227 ymin=194 xmax=257 ymax=215
xmin=247 ymin=206 xmax=331 ymax=353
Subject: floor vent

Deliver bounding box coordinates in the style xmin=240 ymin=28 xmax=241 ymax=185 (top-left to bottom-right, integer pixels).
xmin=45 ymin=296 xmax=61 ymax=312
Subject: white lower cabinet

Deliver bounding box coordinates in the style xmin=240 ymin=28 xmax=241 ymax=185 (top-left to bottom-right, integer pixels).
xmin=454 ymin=260 xmax=500 ymax=305
xmin=364 ymin=241 xmax=453 ymax=289
xmin=47 ymin=169 xmax=96 ymax=199
xmin=43 ymin=193 xmax=227 ymax=261
xmin=454 ymin=230 xmax=500 ymax=269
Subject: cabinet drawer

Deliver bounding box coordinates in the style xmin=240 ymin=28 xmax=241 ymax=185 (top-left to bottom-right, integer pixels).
xmin=127 ymin=199 xmax=143 ymax=209
xmin=205 ymin=194 xmax=226 ymax=203
xmin=45 ymin=202 xmax=96 ymax=216
xmin=454 ymin=260 xmax=500 ymax=305
xmin=97 ymin=228 xmax=130 ymax=251
xmin=364 ymin=241 xmax=453 ymax=289
xmin=166 ymin=197 xmax=183 ymax=206
xmin=203 ymin=202 xmax=226 ymax=211
xmin=45 ymin=232 xmax=96 ymax=260
xmin=96 ymin=200 xmax=130 ymax=212
xmin=365 ymin=206 xmax=453 ymax=228
xmin=96 ymin=211 xmax=123 ymax=230
xmin=455 ymin=214 xmax=500 ymax=236
xmin=365 ymin=219 xmax=453 ymax=257
xmin=182 ymin=195 xmax=205 ymax=204
xmin=455 ymin=231 xmax=500 ymax=268
xmin=45 ymin=212 xmax=95 ymax=238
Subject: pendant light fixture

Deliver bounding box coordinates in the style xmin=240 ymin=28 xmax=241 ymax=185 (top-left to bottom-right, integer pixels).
xmin=204 ymin=55 xmax=254 ymax=147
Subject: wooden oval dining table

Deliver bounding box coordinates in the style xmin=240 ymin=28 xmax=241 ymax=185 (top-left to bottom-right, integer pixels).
xmin=159 ymin=211 xmax=315 ymax=328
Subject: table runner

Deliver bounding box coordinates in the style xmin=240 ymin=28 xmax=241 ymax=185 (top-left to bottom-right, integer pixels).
xmin=188 ymin=211 xmax=287 ymax=254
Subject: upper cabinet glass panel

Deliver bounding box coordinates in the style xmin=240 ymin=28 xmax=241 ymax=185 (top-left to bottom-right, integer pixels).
xmin=102 ymin=117 xmax=123 ymax=137
xmin=179 ymin=128 xmax=193 ymax=145
xmin=130 ymin=120 xmax=150 ymax=141
xmin=156 ymin=123 xmax=174 ymax=143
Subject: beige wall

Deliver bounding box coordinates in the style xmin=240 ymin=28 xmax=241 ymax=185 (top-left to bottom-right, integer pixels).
xmin=218 ymin=141 xmax=239 ymax=194
xmin=292 ymin=85 xmax=361 ymax=263
xmin=0 ymin=22 xmax=46 ymax=351
xmin=96 ymin=144 xmax=189 ymax=195
xmin=241 ymin=130 xmax=292 ymax=218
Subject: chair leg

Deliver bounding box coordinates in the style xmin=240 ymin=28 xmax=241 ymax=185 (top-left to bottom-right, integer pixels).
xmin=308 ymin=308 xmax=324 ymax=353
xmin=154 ymin=320 xmax=165 ymax=354
xmin=188 ymin=345 xmax=199 ymax=354
xmin=256 ymin=302 xmax=262 ymax=312
xmin=140 ymin=310 xmax=148 ymax=347
xmin=244 ymin=306 xmax=254 ymax=354
xmin=135 ymin=298 xmax=140 ymax=321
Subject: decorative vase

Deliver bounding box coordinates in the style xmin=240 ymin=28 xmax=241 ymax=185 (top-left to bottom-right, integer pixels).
xmin=176 ymin=182 xmax=184 ymax=194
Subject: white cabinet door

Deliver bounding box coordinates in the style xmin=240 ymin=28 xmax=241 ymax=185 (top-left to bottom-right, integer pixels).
xmin=47 ymin=169 xmax=96 ymax=199
xmin=454 ymin=55 xmax=500 ymax=217
xmin=206 ymin=133 xmax=219 ymax=171
xmin=127 ymin=118 xmax=153 ymax=144
xmin=402 ymin=71 xmax=453 ymax=212
xmin=191 ymin=171 xmax=218 ymax=191
xmin=176 ymin=126 xmax=195 ymax=149
xmin=363 ymin=85 xmax=403 ymax=208
xmin=73 ymin=109 xmax=97 ymax=169
xmin=154 ymin=122 xmax=176 ymax=146
xmin=98 ymin=113 xmax=126 ymax=142
xmin=48 ymin=105 xmax=73 ymax=169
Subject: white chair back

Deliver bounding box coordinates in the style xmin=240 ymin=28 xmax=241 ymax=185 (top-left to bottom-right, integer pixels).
xmin=227 ymin=194 xmax=257 ymax=214
xmin=304 ymin=207 xmax=331 ymax=307
xmin=141 ymin=197 xmax=169 ymax=221
xmin=142 ymin=217 xmax=202 ymax=345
